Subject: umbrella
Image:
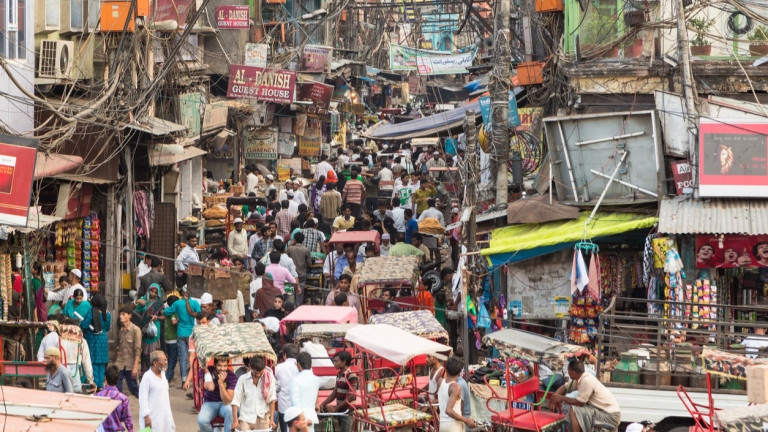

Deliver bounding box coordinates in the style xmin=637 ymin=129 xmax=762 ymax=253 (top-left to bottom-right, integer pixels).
xmin=506 ymin=194 xmax=580 ymax=224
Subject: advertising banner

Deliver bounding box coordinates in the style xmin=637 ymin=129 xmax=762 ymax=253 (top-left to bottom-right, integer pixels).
xmin=245 ymin=43 xmax=269 ymax=67
xmin=298 ymin=131 xmax=321 ymax=157
xmin=696 ymin=235 xmax=768 ymax=268
xmin=243 ymin=127 xmax=278 ymax=160
xmin=0 ymin=135 xmax=38 ymax=226
xmin=153 ymin=0 xmax=192 ymax=24
xmin=479 ymin=92 xmax=520 ymax=127
xmin=278 ymin=132 xmax=295 ymax=157
xmin=670 ymin=160 xmax=693 ymax=195
xmin=699 ymin=119 xmax=768 ymax=197
xmin=300 ymin=45 xmax=333 ymax=73
xmin=297 ymin=82 xmax=334 ymax=114
xmin=227 ymin=65 xmax=296 ymax=104
xmin=389 ymin=44 xmax=475 ymax=75
xmin=215 ymin=6 xmax=249 ymax=29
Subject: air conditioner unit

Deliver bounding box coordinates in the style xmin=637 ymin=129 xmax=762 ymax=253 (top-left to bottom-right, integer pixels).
xmin=38 ymin=40 xmax=75 ymax=79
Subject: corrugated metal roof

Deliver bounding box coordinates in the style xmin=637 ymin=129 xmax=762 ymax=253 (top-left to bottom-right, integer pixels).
xmin=658 ymin=195 xmax=768 ymax=235
xmin=126 ymin=116 xmax=188 ymax=135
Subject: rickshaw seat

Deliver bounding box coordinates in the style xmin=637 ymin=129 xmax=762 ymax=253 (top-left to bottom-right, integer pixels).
xmin=491 ymin=407 xmax=529 ymax=422
xmin=512 ymin=411 xmax=567 ymax=432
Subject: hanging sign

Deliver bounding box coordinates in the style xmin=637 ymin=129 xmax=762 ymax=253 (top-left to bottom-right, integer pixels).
xmin=670 ymin=160 xmax=694 ymax=195
xmin=300 ymin=45 xmax=333 ymax=73
xmin=479 ymin=92 xmax=521 ymax=127
xmin=0 ymin=135 xmax=37 ymax=226
xmin=153 ymin=0 xmax=192 ymax=24
xmin=278 ymin=132 xmax=295 ymax=157
xmin=243 ymin=127 xmax=278 ymax=159
xmin=389 ymin=44 xmax=476 ymax=75
xmin=299 ymin=130 xmax=321 ymax=157
xmin=297 ymin=82 xmax=334 ymax=114
xmin=696 ymin=235 xmax=768 ymax=268
xmin=553 ymin=297 xmax=570 ymax=318
xmin=699 ymin=118 xmax=768 ymax=197
xmin=277 ymin=164 xmax=291 ymax=181
xmin=215 ymin=6 xmax=249 ymax=29
xmin=245 ymin=43 xmax=269 ymax=67
xmin=227 ymin=65 xmax=296 ymax=104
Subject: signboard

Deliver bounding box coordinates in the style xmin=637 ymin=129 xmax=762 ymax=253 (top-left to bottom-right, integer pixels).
xmin=277 ymin=164 xmax=291 ymax=181
xmin=215 ymin=6 xmax=249 ymax=29
xmin=389 ymin=44 xmax=476 ymax=75
xmin=553 ymin=297 xmax=570 ymax=318
xmin=699 ymin=118 xmax=768 ymax=197
xmin=0 ymin=135 xmax=38 ymax=226
xmin=278 ymin=132 xmax=295 ymax=157
xmin=153 ymin=0 xmax=192 ymax=24
xmin=243 ymin=127 xmax=278 ymax=159
xmin=696 ymin=235 xmax=768 ymax=268
xmin=245 ymin=43 xmax=269 ymax=67
xmin=671 ymin=160 xmax=694 ymax=195
xmin=227 ymin=65 xmax=296 ymax=104
xmin=300 ymin=45 xmax=333 ymax=73
xmin=298 ymin=132 xmax=321 ymax=157
xmin=510 ymin=300 xmax=522 ymax=318
xmin=297 ymin=82 xmax=334 ymax=114
xmin=478 ymin=92 xmax=520 ymax=127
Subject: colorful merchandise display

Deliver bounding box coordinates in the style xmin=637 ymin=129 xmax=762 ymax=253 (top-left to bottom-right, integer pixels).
xmin=0 ymin=254 xmax=10 ymax=320
xmin=53 ymin=216 xmax=101 ymax=294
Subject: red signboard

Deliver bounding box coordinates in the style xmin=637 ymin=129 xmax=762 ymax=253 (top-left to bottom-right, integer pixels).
xmin=0 ymin=135 xmax=38 ymax=226
xmin=670 ymin=160 xmax=693 ymax=195
xmin=300 ymin=45 xmax=333 ymax=73
xmin=227 ymin=65 xmax=296 ymax=104
xmin=152 ymin=0 xmax=192 ymax=24
xmin=696 ymin=235 xmax=768 ymax=268
xmin=215 ymin=6 xmax=249 ymax=29
xmin=699 ymin=118 xmax=768 ymax=197
xmin=297 ymin=82 xmax=333 ymax=114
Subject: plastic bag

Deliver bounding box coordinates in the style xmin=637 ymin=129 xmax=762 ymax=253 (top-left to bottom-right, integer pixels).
xmin=477 ymin=302 xmax=492 ymax=329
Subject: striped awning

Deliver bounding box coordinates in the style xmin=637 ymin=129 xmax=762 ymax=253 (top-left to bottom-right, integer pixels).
xmin=658 ymin=196 xmax=768 ymax=235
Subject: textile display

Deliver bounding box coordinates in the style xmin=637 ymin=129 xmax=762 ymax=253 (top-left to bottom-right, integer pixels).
xmin=715 ymin=404 xmax=768 ymax=432
xmin=357 ymin=403 xmax=432 ymax=427
xmin=192 ymin=323 xmax=276 ymax=364
xmin=702 ymin=348 xmax=768 ymax=380
xmin=367 ymin=310 xmax=449 ymax=341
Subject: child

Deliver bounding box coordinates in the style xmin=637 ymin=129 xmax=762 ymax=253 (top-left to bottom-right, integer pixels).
xmin=263 ymin=295 xmax=287 ymax=320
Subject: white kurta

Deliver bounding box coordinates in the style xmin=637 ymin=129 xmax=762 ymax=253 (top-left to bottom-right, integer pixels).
xmin=139 ymin=369 xmax=175 ymax=432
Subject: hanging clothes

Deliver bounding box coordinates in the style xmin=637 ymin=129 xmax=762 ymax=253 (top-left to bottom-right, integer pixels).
xmin=587 ymin=253 xmax=601 ymax=302
xmin=570 ymin=250 xmax=589 ymax=295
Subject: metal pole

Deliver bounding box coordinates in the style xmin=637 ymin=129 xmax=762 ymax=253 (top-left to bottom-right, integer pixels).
xmin=556 ymin=122 xmax=580 ymax=202
xmin=587 ymin=151 xmax=628 ymax=225
xmin=22 ymin=239 xmax=34 ymax=323
xmin=491 ymin=0 xmax=510 ymax=207
xmin=674 ymin=0 xmax=699 ymax=189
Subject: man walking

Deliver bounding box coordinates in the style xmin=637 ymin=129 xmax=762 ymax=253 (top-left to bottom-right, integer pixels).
xmin=44 ymin=347 xmax=73 ymax=393
xmin=290 ymin=352 xmax=320 ymax=432
xmin=95 ymin=365 xmax=134 ymax=432
xmin=139 ymin=350 xmax=175 ymax=432
xmin=342 ymin=167 xmax=366 ymax=217
xmin=276 ymin=344 xmax=300 ymax=432
xmin=228 ymin=218 xmax=249 ymax=258
xmin=115 ymin=306 xmax=141 ymax=397
xmin=198 ymin=357 xmax=238 ymax=432
xmin=320 ymin=183 xmax=342 ymax=226
xmin=163 ymin=291 xmax=201 ymax=387
xmin=232 ymin=356 xmax=277 ymax=431
xmin=138 ymin=257 xmax=173 ymax=299
xmin=287 ymin=232 xmax=312 ymax=306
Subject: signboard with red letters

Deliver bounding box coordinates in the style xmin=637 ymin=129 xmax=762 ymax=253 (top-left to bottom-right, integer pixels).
xmin=699 ymin=118 xmax=768 ymax=197
xmin=297 ymin=82 xmax=333 ymax=114
xmin=300 ymin=45 xmax=332 ymax=73
xmin=215 ymin=6 xmax=249 ymax=29
xmin=153 ymin=0 xmax=192 ymax=24
xmin=0 ymin=135 xmax=38 ymax=226
xmin=227 ymin=65 xmax=296 ymax=104
xmin=670 ymin=160 xmax=694 ymax=195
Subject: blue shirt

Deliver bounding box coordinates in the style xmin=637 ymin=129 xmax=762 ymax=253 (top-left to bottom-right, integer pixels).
xmin=163 ymin=298 xmax=200 ymax=338
xmin=334 ymin=255 xmax=365 ymax=280
xmin=405 ymin=219 xmax=419 ymax=244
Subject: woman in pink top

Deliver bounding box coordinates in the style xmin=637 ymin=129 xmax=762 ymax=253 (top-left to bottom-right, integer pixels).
xmin=265 ymin=251 xmax=296 ymax=294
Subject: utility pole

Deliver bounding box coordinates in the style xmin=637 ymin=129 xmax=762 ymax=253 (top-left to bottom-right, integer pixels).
xmin=461 ymin=109 xmax=477 ymax=378
xmin=674 ymin=0 xmax=699 ymax=189
xmin=491 ymin=0 xmax=510 ymax=207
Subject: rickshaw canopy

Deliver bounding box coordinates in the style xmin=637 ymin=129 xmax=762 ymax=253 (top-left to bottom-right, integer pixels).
xmin=329 ymin=231 xmax=381 ymax=254
xmin=411 ymin=137 xmax=440 ymax=147
xmin=357 ymin=255 xmax=420 ymax=289
xmin=483 ymin=328 xmax=586 ymax=372
xmin=295 ymin=323 xmax=360 ymax=341
xmin=280 ymin=305 xmax=358 ymax=334
xmin=346 ymin=324 xmax=452 ymax=365
xmin=367 ymin=310 xmax=449 ymax=341
xmin=192 ymin=323 xmax=277 ymax=364
xmin=702 ymin=348 xmax=767 ymax=380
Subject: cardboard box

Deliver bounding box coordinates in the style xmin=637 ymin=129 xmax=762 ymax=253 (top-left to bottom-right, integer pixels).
xmin=747 ymin=364 xmax=768 ymax=404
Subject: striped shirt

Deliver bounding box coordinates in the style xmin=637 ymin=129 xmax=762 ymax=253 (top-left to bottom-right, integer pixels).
xmin=343 ymin=180 xmax=365 ymax=204
xmin=94 ymin=386 xmax=133 ymax=432
xmin=275 ymin=211 xmax=295 ymax=238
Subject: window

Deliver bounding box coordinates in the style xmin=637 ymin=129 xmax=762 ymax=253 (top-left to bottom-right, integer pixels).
xmin=0 ymin=0 xmax=26 ymax=59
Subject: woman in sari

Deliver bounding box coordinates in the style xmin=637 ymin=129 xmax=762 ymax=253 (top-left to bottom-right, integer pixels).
xmin=81 ymin=293 xmax=110 ymax=390
xmin=63 ymin=289 xmax=91 ymax=322
xmin=134 ymin=283 xmax=164 ymax=372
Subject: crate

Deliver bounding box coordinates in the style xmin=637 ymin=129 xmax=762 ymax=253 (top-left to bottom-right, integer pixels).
xmin=517 ymin=62 xmax=545 ymax=85
xmin=100 ymin=1 xmax=135 ymax=32
xmin=535 ymin=0 xmax=563 ymax=12
xmin=231 ymin=185 xmax=244 ymax=197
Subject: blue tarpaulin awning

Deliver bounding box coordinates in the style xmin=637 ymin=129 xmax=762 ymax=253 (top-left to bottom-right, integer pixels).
xmin=362 ymin=100 xmax=481 ymax=140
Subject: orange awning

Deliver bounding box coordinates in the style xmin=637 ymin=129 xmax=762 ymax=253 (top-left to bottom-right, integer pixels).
xmin=34 ymin=152 xmax=84 ymax=179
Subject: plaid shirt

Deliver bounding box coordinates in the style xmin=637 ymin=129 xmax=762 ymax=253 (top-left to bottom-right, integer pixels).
xmin=95 ymin=386 xmax=133 ymax=432
xmin=300 ymin=228 xmax=325 ymax=253
xmin=251 ymin=237 xmax=274 ymax=261
xmin=275 ymin=211 xmax=295 ymax=238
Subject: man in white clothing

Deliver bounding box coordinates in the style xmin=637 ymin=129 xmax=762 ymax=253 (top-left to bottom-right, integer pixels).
xmin=46 ymin=269 xmax=89 ymax=302
xmin=136 ymin=253 xmax=151 ymax=291
xmin=278 ymin=180 xmax=293 ymax=202
xmin=245 ymin=165 xmax=259 ymax=195
xmin=139 ymin=350 xmax=175 ymax=432
xmin=276 ymin=344 xmax=300 ymax=432
xmin=418 ymin=199 xmax=445 ymax=226
xmin=290 ymin=352 xmax=320 ymax=432
xmin=228 ymin=218 xmax=249 ymax=258
xmin=232 ymin=356 xmax=277 ymax=431
xmin=315 ymin=154 xmax=336 ymax=180
xmin=292 ymin=181 xmax=308 ymax=206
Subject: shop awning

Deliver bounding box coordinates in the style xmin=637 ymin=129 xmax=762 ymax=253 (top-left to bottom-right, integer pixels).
xmin=5 ymin=212 xmax=63 ymax=234
xmin=149 ymin=143 xmax=207 ymax=166
xmin=362 ymin=100 xmax=481 ymax=140
xmin=126 ymin=116 xmax=188 ymax=135
xmin=482 ymin=211 xmax=658 ymax=267
xmin=659 ymin=195 xmax=768 ymax=235
xmin=34 ymin=152 xmax=84 ymax=179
